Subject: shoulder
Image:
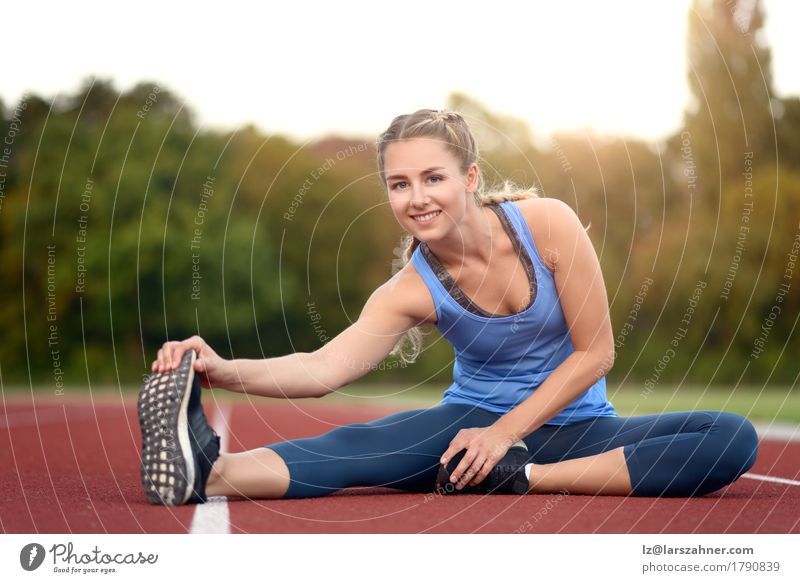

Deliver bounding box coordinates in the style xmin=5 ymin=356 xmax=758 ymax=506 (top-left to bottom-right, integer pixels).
xmin=513 ymin=197 xmax=584 ymax=272
xmin=370 ymin=258 xmax=438 ymax=326
xmin=513 ymin=196 xmax=581 ymax=229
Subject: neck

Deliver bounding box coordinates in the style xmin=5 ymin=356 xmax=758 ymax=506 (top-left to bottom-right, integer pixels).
xmin=424 ymin=202 xmax=496 ymax=271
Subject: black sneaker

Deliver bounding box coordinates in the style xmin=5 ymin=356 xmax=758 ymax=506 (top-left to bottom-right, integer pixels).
xmin=138 ymin=349 xmax=221 ymax=505
xmin=435 ymin=441 xmax=530 ymax=495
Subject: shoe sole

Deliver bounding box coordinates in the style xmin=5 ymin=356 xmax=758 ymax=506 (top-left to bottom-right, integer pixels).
xmin=138 ymin=350 xmax=197 ymax=505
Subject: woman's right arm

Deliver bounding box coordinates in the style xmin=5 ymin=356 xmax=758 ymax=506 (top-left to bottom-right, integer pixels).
xmin=313 ymin=274 xmax=426 ymax=393
xmin=151 ymin=273 xmax=428 ymax=398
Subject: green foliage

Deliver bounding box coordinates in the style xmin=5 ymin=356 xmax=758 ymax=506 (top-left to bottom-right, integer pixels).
xmin=0 ymin=77 xmax=402 ymax=385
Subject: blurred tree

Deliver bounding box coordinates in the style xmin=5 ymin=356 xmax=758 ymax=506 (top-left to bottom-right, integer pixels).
xmin=776 ymin=97 xmax=800 ymax=168
xmin=681 ymin=0 xmax=775 ymax=193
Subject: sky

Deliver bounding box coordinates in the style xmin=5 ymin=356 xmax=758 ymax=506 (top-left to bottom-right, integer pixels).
xmin=4 ymin=0 xmax=798 ymax=148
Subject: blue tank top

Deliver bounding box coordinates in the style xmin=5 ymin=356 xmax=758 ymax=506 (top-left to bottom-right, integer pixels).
xmin=410 ymin=199 xmax=618 ymax=426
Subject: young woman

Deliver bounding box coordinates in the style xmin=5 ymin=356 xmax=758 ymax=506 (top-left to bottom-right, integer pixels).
xmin=138 ymin=109 xmax=759 ymax=505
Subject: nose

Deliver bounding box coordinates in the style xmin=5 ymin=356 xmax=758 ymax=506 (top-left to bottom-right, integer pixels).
xmin=409 ymin=181 xmax=429 ymax=208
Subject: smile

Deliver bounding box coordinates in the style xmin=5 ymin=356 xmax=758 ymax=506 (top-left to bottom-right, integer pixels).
xmin=412 ymin=210 xmax=441 ymax=224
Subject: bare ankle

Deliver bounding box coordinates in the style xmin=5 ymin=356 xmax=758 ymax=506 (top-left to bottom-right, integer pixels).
xmin=204 ymin=454 xmax=226 ymax=496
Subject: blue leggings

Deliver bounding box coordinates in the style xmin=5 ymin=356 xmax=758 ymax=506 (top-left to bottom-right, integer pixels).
xmin=263 ymin=403 xmax=759 ymax=499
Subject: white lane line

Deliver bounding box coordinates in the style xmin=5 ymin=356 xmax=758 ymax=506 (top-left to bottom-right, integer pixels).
xmin=190 ymin=402 xmax=232 ymax=534
xmin=741 ymin=472 xmax=800 ymax=487
xmin=745 ymin=422 xmax=800 ymax=487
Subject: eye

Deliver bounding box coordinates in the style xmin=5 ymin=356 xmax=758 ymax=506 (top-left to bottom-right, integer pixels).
xmin=389 ymin=175 xmax=443 ymax=190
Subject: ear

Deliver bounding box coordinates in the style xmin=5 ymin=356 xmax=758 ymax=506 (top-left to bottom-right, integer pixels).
xmin=466 ymin=162 xmax=480 ymax=192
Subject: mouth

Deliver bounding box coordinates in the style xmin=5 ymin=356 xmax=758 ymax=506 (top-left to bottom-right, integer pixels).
xmin=410 ymin=210 xmax=442 ymax=224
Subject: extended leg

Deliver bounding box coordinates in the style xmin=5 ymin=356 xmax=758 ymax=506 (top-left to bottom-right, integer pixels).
xmin=222 ymin=403 xmax=500 ymax=499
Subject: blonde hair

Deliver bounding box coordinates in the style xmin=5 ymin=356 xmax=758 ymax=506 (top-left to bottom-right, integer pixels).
xmin=376 ymin=108 xmax=540 ymax=365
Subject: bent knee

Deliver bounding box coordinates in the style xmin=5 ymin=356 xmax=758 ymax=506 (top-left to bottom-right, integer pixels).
xmin=713 ymin=412 xmax=759 ymax=477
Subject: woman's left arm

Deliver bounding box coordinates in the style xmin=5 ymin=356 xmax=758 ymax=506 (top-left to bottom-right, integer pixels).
xmin=442 ymin=198 xmax=615 ymax=489
xmin=493 ymin=198 xmax=615 ymax=440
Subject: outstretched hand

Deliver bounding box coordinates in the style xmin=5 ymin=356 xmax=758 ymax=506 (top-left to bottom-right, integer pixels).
xmin=151 ymin=335 xmax=229 ymax=389
xmin=439 ymin=425 xmax=518 ymax=489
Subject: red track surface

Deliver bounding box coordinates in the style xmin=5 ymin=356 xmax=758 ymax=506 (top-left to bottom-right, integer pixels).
xmin=2 ymin=393 xmax=798 ymax=534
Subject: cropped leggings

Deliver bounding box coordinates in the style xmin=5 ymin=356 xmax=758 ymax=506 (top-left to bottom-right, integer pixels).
xmin=263 ymin=403 xmax=759 ymax=499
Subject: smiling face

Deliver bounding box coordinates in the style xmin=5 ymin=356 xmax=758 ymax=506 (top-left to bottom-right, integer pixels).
xmin=383 ymin=137 xmax=478 ymax=241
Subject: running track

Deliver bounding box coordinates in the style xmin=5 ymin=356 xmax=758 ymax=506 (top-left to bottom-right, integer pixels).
xmin=1 ymin=393 xmax=798 ymax=534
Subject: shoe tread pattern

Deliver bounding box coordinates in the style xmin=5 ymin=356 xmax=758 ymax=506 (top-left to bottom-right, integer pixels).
xmin=137 ymin=350 xmax=195 ymax=505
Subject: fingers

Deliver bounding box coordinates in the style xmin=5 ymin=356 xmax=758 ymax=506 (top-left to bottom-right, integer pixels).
xmin=440 ymin=429 xmax=494 ymax=489
xmin=469 ymin=458 xmax=494 ymax=486
xmin=464 ymin=457 xmax=487 ymax=488
xmin=450 ymin=449 xmax=482 ymax=490
xmin=150 ymin=335 xmax=204 ymax=373
xmin=440 ymin=429 xmax=470 ymax=467
xmin=152 ymin=344 xmax=177 ymax=372
xmin=461 ymin=455 xmax=488 ymax=489
xmin=440 ymin=445 xmax=461 ymax=469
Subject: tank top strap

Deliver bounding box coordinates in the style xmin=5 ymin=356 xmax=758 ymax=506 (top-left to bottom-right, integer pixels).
xmin=498 ymin=200 xmax=551 ymax=275
xmin=410 ymin=243 xmax=452 ymax=324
